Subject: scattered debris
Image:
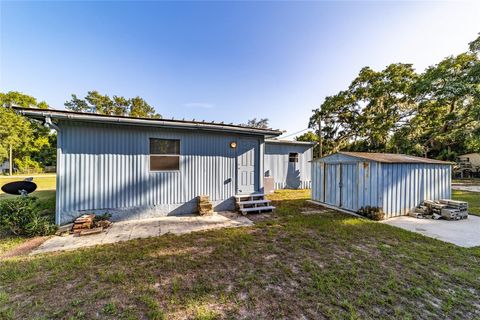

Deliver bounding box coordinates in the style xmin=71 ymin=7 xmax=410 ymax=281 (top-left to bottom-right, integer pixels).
xmin=78 ymin=227 xmax=103 ymax=236
xmin=96 ymin=220 xmax=112 ymax=229
xmin=410 ymin=199 xmax=468 ymax=220
xmin=71 ymin=214 xmax=113 ymax=236
xmin=198 ymin=195 xmax=214 ymax=216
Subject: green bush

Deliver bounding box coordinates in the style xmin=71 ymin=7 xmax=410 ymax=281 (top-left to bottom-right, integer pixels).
xmin=0 ymin=196 xmax=57 ymax=236
xmin=357 ymin=206 xmax=385 ymax=221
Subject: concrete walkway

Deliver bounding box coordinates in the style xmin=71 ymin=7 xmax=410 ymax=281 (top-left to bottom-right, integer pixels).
xmin=452 ymin=184 xmax=480 ymax=193
xmin=383 ymin=215 xmax=480 ymax=248
xmin=32 ymin=212 xmax=253 ymax=255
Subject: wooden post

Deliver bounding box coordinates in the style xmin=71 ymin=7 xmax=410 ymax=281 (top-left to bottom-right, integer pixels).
xmin=9 ymin=144 xmax=12 ymax=176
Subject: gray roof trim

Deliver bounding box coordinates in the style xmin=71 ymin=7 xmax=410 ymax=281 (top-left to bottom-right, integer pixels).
xmin=13 ymin=107 xmax=283 ymax=137
xmin=313 ymin=151 xmax=454 ymax=165
xmin=265 ymin=139 xmax=316 ymax=146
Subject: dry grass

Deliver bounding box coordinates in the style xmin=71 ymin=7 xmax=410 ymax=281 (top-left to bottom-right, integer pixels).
xmin=0 ymin=190 xmax=479 ymax=319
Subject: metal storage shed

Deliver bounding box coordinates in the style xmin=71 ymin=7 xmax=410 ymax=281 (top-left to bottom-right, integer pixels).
xmin=264 ymin=139 xmax=314 ymax=190
xmin=311 ymin=152 xmax=453 ymax=218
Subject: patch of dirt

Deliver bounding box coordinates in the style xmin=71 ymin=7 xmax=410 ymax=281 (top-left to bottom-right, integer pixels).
xmin=0 ymin=236 xmax=49 ymax=259
xmin=301 ymin=209 xmax=326 ymax=215
xmin=247 ymin=212 xmax=276 ymax=222
xmin=148 ymin=246 xmax=214 ymax=258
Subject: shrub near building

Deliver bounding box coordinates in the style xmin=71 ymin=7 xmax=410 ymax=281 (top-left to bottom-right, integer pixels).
xmin=0 ymin=196 xmax=57 ymax=236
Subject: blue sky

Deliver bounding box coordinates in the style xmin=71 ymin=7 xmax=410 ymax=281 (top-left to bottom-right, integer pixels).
xmin=1 ymin=1 xmax=479 ymax=138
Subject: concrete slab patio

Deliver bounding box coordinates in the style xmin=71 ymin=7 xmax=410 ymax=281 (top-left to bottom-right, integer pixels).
xmin=452 ymin=184 xmax=480 ymax=193
xmin=383 ymin=215 xmax=480 ymax=248
xmin=32 ymin=212 xmax=253 ymax=255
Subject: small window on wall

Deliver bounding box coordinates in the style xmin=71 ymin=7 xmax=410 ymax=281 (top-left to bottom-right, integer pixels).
xmin=150 ymin=138 xmax=180 ymax=171
xmin=289 ymin=153 xmax=299 ymax=163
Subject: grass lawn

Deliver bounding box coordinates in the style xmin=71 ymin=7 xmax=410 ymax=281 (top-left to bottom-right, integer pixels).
xmin=0 ymin=174 xmax=56 ymax=201
xmin=0 ymin=175 xmax=56 ymax=210
xmin=1 ymin=190 xmax=480 ymax=319
xmin=453 ymin=190 xmax=480 ymax=216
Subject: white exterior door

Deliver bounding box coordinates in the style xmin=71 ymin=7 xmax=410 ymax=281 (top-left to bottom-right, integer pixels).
xmin=237 ymin=138 xmax=258 ymax=194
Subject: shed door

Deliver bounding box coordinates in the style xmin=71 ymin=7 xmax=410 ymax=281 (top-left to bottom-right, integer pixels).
xmin=340 ymin=163 xmax=358 ymax=211
xmin=237 ymin=138 xmax=258 ymax=194
xmin=324 ymin=164 xmax=341 ymax=206
xmin=324 ymin=163 xmax=358 ymax=210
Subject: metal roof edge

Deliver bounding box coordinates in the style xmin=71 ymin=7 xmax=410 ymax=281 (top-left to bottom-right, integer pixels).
xmin=311 ymin=151 xmax=454 ymax=165
xmin=265 ymin=139 xmax=316 ymax=146
xmin=13 ymin=107 xmax=283 ymax=137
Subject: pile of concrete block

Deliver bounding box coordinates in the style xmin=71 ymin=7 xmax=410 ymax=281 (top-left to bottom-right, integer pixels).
xmin=410 ymin=199 xmax=468 ymax=220
xmin=198 ymin=195 xmax=213 ymax=216
xmin=72 ymin=214 xmax=95 ymax=231
xmin=71 ymin=214 xmax=112 ymax=236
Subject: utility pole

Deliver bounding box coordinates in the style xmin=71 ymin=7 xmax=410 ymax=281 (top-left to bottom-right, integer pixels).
xmin=318 ymin=110 xmax=323 ymax=159
xmin=9 ymin=144 xmax=12 ymax=176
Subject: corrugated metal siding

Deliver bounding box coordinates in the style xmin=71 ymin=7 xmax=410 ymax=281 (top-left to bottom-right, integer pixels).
xmin=381 ymin=163 xmax=451 ymax=218
xmin=264 ymin=143 xmax=312 ymax=189
xmin=57 ymin=121 xmax=262 ymax=224
xmin=311 ymin=154 xmax=451 ymax=218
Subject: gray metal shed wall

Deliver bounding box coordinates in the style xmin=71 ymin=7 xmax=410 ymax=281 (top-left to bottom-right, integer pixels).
xmin=264 ymin=143 xmax=312 ymax=189
xmin=56 ymin=121 xmax=262 ymax=224
xmin=311 ymin=154 xmax=451 ymax=218
xmin=381 ymin=163 xmax=451 ymax=218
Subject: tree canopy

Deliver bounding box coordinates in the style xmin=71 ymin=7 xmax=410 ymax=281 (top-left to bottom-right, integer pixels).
xmin=243 ymin=118 xmax=270 ymax=129
xmin=0 ymin=92 xmax=55 ymax=173
xmin=308 ymin=34 xmax=480 ymax=160
xmin=1 ymin=91 xmax=161 ymax=173
xmin=65 ymin=91 xmax=161 ymax=118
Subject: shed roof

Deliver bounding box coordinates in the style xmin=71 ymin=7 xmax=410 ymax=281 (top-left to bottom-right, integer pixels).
xmin=13 ymin=107 xmax=283 ymax=137
xmin=317 ymin=152 xmax=453 ymax=164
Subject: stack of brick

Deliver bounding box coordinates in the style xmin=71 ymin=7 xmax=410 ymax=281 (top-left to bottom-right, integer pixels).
xmin=72 ymin=214 xmax=95 ymax=231
xmin=198 ymin=195 xmax=213 ymax=216
xmin=72 ymin=214 xmax=103 ymax=236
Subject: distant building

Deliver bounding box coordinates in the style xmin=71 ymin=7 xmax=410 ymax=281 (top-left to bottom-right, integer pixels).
xmin=456 ymin=153 xmax=480 ymax=178
xmin=0 ymin=160 xmax=11 ymax=174
xmin=458 ymin=153 xmax=480 ymax=168
xmin=264 ymin=139 xmax=314 ymax=191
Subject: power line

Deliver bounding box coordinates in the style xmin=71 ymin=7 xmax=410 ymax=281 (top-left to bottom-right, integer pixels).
xmin=280 ymin=127 xmax=311 ymax=139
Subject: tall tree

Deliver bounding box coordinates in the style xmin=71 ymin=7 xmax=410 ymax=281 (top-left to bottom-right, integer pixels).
xmin=0 ymin=92 xmax=53 ymax=175
xmin=394 ymin=51 xmax=480 ymax=158
xmin=129 ymin=96 xmax=160 ymax=118
xmin=309 ymin=33 xmax=480 ymax=159
xmin=309 ymin=63 xmax=417 ymax=154
xmin=243 ymin=118 xmax=270 ymax=129
xmin=65 ymin=91 xmax=161 ymax=118
xmin=64 ymin=94 xmax=90 ymax=112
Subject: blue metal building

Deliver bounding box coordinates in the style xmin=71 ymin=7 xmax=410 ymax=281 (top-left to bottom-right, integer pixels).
xmin=311 ymin=152 xmax=452 ymax=218
xmin=264 ymin=140 xmax=314 ymax=190
xmin=17 ymin=108 xmax=283 ymax=225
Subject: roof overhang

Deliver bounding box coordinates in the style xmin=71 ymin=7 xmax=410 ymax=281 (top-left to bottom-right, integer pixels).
xmin=265 ymin=139 xmax=316 ymax=146
xmin=312 ymin=151 xmax=454 ymax=165
xmin=13 ymin=107 xmax=283 ymax=137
